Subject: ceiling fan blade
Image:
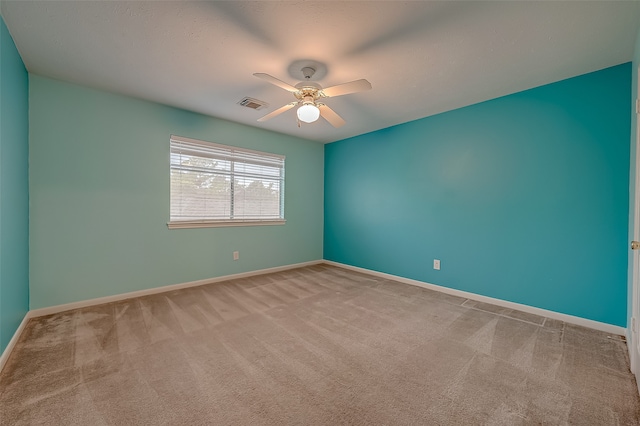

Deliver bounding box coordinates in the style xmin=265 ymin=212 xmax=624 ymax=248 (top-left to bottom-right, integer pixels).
xmin=321 ymin=79 xmax=372 ymax=97
xmin=318 ymin=104 xmax=346 ymax=128
xmin=257 ymin=103 xmax=296 ymax=122
xmin=253 ymin=73 xmax=298 ymax=92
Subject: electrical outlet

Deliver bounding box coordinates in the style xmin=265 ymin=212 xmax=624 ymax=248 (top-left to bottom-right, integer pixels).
xmin=433 ymin=259 xmax=441 ymax=270
xmin=233 ymin=251 xmax=239 ymax=261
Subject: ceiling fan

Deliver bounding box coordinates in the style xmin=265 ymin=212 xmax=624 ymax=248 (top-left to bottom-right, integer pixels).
xmin=254 ymin=67 xmax=372 ymax=128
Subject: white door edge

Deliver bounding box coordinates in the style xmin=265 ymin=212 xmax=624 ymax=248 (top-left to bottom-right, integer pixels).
xmin=631 ymin=67 xmax=640 ymax=388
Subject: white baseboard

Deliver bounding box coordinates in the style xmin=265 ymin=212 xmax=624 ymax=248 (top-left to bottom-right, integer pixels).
xmin=324 ymin=260 xmax=626 ymax=336
xmin=0 ymin=311 xmax=32 ymax=374
xmin=30 ymin=260 xmax=323 ymax=318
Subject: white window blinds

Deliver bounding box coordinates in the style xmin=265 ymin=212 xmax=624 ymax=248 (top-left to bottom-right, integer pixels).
xmin=169 ymin=135 xmax=285 ymax=228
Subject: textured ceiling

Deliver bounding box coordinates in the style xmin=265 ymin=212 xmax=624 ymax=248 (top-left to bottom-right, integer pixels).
xmin=2 ymin=1 xmax=640 ymax=143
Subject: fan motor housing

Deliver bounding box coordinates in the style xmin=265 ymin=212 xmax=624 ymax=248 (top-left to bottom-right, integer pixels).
xmin=294 ymin=83 xmax=323 ymax=103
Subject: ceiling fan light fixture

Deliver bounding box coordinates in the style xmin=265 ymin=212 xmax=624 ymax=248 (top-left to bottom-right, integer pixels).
xmin=254 ymin=69 xmax=371 ymax=128
xmin=297 ymin=103 xmax=320 ymax=123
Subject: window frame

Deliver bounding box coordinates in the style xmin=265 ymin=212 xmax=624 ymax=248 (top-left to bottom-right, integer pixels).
xmin=168 ymin=135 xmax=286 ymax=229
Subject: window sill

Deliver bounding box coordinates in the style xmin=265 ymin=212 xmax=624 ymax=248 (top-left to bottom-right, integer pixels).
xmin=167 ymin=219 xmax=286 ymax=229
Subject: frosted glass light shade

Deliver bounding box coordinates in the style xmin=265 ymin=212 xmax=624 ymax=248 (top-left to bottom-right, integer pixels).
xmin=297 ymin=104 xmax=320 ymax=123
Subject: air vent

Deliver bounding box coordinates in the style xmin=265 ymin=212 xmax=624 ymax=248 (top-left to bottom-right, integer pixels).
xmin=237 ymin=97 xmax=268 ymax=111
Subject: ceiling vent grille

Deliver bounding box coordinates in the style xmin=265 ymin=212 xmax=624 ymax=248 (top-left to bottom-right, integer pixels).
xmin=237 ymin=97 xmax=268 ymax=111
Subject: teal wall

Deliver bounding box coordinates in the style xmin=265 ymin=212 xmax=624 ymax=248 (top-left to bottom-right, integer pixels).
xmin=325 ymin=63 xmax=631 ymax=327
xmin=0 ymin=16 xmax=29 ymax=353
xmin=29 ymin=75 xmax=324 ymax=309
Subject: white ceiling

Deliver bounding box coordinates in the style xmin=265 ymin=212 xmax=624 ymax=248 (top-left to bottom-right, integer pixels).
xmin=2 ymin=1 xmax=640 ymax=143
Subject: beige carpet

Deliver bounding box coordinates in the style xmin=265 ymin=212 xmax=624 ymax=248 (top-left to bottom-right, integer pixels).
xmin=1 ymin=264 xmax=639 ymax=425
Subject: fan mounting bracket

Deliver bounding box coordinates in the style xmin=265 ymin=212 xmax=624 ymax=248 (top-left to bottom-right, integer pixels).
xmin=288 ymin=60 xmax=327 ymax=81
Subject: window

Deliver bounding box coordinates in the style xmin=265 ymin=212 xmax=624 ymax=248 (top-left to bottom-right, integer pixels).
xmin=169 ymin=135 xmax=285 ymax=229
